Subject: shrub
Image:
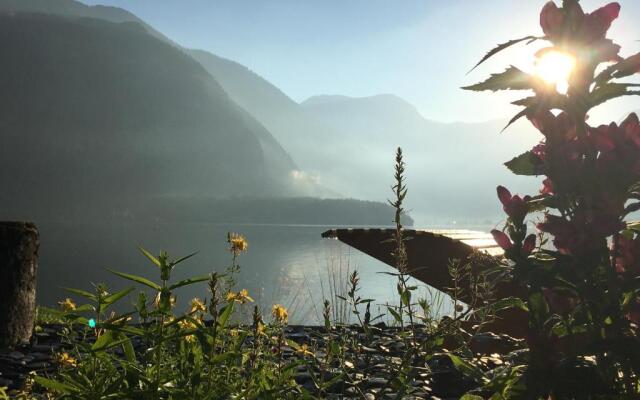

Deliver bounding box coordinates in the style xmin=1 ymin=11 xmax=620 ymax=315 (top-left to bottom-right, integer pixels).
xmin=465 ymin=0 xmax=640 ymax=397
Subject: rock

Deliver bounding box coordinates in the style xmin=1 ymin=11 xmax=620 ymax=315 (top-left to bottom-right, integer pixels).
xmin=470 ymin=331 xmax=523 ymax=355
xmin=0 ymin=377 xmax=13 ymax=388
xmin=365 ymin=377 xmax=388 ymax=388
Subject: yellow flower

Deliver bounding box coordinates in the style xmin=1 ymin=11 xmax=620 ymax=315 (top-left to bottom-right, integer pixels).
xmin=178 ymin=318 xmax=201 ymax=343
xmin=228 ymin=233 xmax=248 ymax=255
xmin=190 ymin=297 xmax=206 ymax=313
xmin=56 ymin=352 xmax=77 ymax=367
xmin=178 ymin=318 xmax=200 ymax=330
xmin=256 ymin=321 xmax=267 ymax=337
xmin=271 ymin=304 xmax=288 ymax=324
xmin=295 ymin=344 xmax=314 ymax=357
xmin=58 ymin=298 xmax=76 ymax=312
xmin=226 ymin=289 xmax=254 ymax=304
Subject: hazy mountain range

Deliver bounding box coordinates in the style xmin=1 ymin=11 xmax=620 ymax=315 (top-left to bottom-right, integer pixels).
xmin=0 ymin=0 xmax=548 ymax=225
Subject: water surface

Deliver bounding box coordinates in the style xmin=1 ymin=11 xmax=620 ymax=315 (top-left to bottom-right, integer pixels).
xmin=36 ymin=222 xmax=485 ymax=324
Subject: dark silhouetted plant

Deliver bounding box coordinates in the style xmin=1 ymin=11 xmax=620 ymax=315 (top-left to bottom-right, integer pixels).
xmin=465 ymin=0 xmax=640 ymax=397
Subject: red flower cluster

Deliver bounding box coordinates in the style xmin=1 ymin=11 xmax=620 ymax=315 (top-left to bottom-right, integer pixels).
xmin=592 ymin=113 xmax=640 ymax=179
xmin=538 ymin=211 xmax=623 ymax=256
xmin=491 ymin=229 xmax=536 ymax=257
xmin=492 ymin=186 xmax=536 ymax=257
xmin=497 ymin=186 xmax=530 ymax=224
xmin=540 ymin=1 xmax=621 ymax=64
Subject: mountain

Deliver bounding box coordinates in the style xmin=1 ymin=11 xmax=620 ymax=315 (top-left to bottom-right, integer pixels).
xmin=185 ymin=50 xmax=349 ymax=194
xmin=187 ymin=50 xmax=301 ymax=125
xmin=0 ymin=0 xmax=543 ymax=224
xmin=0 ymin=12 xmax=304 ymax=220
xmin=0 ymin=0 xmax=170 ymax=42
xmin=300 ymin=94 xmax=544 ymax=223
xmin=185 ymin=53 xmax=544 ymax=223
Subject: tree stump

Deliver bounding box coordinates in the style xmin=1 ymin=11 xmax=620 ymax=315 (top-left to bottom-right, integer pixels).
xmin=0 ymin=222 xmax=39 ymax=348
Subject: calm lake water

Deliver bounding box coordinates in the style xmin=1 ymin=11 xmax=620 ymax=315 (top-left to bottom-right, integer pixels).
xmin=35 ymin=222 xmax=487 ymax=324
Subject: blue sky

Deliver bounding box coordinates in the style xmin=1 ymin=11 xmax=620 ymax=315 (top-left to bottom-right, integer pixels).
xmin=81 ymin=0 xmax=639 ymax=124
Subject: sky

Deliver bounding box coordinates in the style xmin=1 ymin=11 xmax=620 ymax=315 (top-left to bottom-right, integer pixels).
xmin=81 ymin=0 xmax=640 ymax=124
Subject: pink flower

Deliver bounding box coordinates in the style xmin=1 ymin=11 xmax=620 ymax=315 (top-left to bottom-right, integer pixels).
xmin=622 ymin=113 xmax=640 ymax=147
xmin=491 ymin=229 xmax=513 ymax=251
xmin=541 ymin=1 xmax=620 ymax=43
xmin=539 ymin=2 xmax=622 ymax=64
xmin=580 ymin=2 xmax=621 ymax=43
xmin=491 ymin=230 xmax=536 ymax=257
xmin=540 ymin=2 xmax=565 ymax=39
xmin=497 ymin=186 xmax=530 ymax=223
xmin=539 ymin=210 xmax=624 ymax=255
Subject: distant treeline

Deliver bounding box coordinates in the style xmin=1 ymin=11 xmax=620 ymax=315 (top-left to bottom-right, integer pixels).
xmin=119 ymin=196 xmax=414 ymax=226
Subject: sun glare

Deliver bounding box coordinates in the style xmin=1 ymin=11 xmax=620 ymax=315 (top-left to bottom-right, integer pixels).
xmin=535 ymin=51 xmax=576 ymax=94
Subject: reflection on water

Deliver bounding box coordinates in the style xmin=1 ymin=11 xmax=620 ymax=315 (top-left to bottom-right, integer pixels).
xmin=36 ymin=222 xmax=484 ymax=324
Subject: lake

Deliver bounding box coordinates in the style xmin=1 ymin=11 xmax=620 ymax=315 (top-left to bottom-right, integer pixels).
xmin=35 ymin=222 xmax=489 ymax=324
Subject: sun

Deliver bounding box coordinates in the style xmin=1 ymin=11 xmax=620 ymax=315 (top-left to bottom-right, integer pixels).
xmin=535 ymin=50 xmax=576 ymax=94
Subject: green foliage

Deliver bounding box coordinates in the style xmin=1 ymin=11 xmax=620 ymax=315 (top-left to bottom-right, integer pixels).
xmin=23 ymin=151 xmax=506 ymax=399
xmin=462 ymin=66 xmax=546 ymax=92
xmin=503 ymin=151 xmax=541 ymax=176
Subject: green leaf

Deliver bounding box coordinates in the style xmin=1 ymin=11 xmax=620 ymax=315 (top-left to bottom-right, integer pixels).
xmin=119 ymin=334 xmax=137 ymax=363
xmin=168 ymin=275 xmax=210 ymax=291
xmin=91 ymin=330 xmax=116 ymax=352
xmin=595 ymin=52 xmax=640 ymax=84
xmin=468 ymin=36 xmax=539 ymax=73
xmin=589 ymin=83 xmax=640 ymax=109
xmin=139 ymin=246 xmax=161 ymax=267
xmin=445 ymin=354 xmax=486 ymax=383
xmin=218 ymin=303 xmax=235 ymax=330
xmin=460 ymin=395 xmax=484 ymax=400
xmin=504 ymin=151 xmax=540 ymax=176
xmin=91 ymin=330 xmax=130 ymax=353
xmin=387 ymin=307 xmax=402 ymax=323
xmin=527 ymin=197 xmax=549 ymax=213
xmin=612 ymin=53 xmax=640 ymax=79
xmin=502 ymin=107 xmax=531 ymax=132
xmin=170 ymin=251 xmax=199 ymax=268
xmin=463 ymin=66 xmax=541 ymax=92
xmin=490 ymin=296 xmax=529 ymax=313
xmin=320 ymin=371 xmax=346 ymax=391
xmin=62 ymin=287 xmax=97 ymax=302
xmin=33 ymin=376 xmax=78 ymax=394
xmin=502 ymin=92 xmax=568 ymax=132
xmin=107 ymin=269 xmax=161 ymax=291
xmin=401 ymin=290 xmax=411 ymax=307
xmin=100 ymin=323 xmax=144 ymax=336
xmin=100 ymin=287 xmax=134 ymax=313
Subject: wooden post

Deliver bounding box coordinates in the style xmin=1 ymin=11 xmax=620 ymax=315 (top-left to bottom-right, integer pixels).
xmin=0 ymin=222 xmax=39 ymax=348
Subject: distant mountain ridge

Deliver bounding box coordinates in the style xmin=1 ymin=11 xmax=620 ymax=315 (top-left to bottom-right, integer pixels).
xmin=0 ymin=11 xmax=308 ymax=220
xmin=0 ymin=0 xmax=170 ymax=41
xmin=0 ymin=0 xmax=548 ymax=224
xmin=299 ymin=94 xmax=543 ymax=222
